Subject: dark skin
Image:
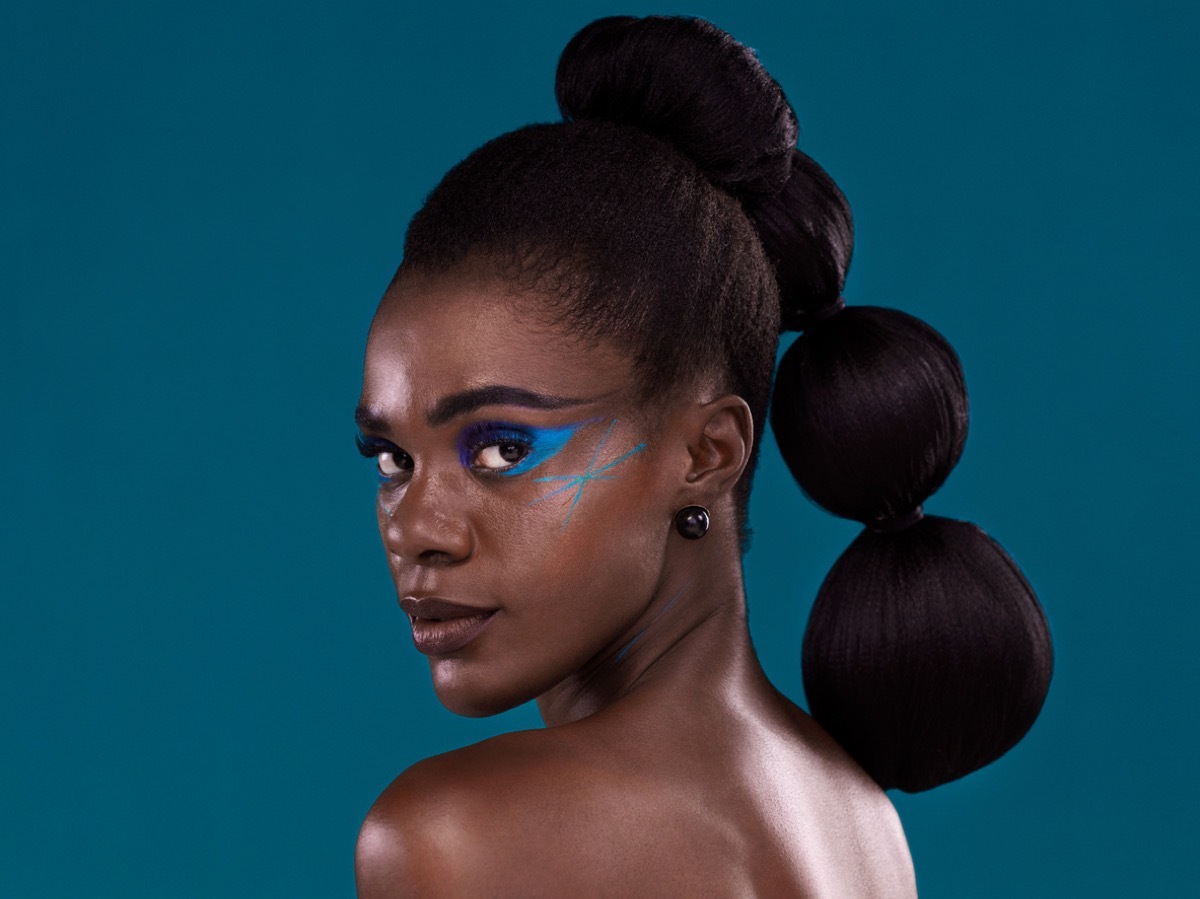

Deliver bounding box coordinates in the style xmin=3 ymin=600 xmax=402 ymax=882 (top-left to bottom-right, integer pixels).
xmin=354 ymin=266 xmax=916 ymax=897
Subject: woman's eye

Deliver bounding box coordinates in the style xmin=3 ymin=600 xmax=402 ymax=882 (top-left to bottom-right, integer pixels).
xmin=377 ymin=450 xmax=412 ymax=478
xmin=456 ymin=420 xmax=582 ymax=478
xmin=474 ymin=442 xmax=531 ymax=471
xmin=356 ymin=434 xmax=413 ymax=481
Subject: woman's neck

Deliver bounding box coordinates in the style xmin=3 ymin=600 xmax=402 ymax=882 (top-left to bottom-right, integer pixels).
xmin=535 ymin=553 xmax=763 ymax=728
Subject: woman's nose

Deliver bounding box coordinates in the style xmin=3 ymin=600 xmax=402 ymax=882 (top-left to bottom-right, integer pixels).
xmin=378 ymin=472 xmax=473 ymax=567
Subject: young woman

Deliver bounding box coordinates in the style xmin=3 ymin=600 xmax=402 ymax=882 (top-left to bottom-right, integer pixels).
xmin=353 ymin=15 xmax=1053 ymax=897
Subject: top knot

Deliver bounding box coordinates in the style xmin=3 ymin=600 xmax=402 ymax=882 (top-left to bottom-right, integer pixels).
xmin=555 ymin=16 xmax=798 ymax=198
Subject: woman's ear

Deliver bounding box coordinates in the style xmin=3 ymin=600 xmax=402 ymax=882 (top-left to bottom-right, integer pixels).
xmin=678 ymin=394 xmax=754 ymax=498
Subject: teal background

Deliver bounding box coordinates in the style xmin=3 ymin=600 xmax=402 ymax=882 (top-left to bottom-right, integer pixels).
xmin=3 ymin=0 xmax=1196 ymax=895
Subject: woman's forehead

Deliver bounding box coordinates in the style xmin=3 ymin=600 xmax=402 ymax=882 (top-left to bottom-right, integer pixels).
xmin=361 ymin=270 xmax=636 ymax=424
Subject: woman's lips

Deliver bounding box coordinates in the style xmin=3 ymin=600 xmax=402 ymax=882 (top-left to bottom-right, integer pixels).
xmin=399 ymin=596 xmax=497 ymax=655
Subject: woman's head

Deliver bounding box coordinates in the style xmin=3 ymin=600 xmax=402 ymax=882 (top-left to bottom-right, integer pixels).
xmin=357 ymin=15 xmax=801 ymax=717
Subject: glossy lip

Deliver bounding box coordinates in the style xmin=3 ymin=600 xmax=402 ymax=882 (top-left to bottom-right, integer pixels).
xmin=399 ymin=596 xmax=498 ymax=656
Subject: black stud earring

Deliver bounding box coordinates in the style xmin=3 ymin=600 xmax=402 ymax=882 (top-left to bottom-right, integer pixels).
xmin=674 ymin=505 xmax=710 ymax=540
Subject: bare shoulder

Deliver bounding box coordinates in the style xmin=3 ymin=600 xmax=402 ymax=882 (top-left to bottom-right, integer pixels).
xmin=355 ymin=712 xmax=917 ymax=898
xmin=781 ymin=707 xmax=917 ymax=897
xmin=354 ymin=729 xmax=610 ymax=899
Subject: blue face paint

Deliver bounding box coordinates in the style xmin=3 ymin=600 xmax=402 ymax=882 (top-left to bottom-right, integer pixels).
xmin=614 ymin=580 xmax=693 ymax=663
xmin=457 ymin=420 xmax=585 ymax=478
xmin=529 ymin=418 xmax=647 ymax=528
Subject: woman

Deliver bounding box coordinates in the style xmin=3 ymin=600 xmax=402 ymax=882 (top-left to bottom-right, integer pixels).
xmin=354 ymin=15 xmax=1052 ymax=897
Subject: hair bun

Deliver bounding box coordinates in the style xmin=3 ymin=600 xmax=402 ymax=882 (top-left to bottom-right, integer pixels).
xmin=803 ymin=516 xmax=1054 ymax=792
xmin=771 ymin=306 xmax=968 ymax=526
xmin=555 ymin=15 xmax=798 ymax=197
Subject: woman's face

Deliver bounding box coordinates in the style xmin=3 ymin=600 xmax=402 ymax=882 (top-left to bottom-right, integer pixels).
xmin=357 ymin=268 xmax=686 ymax=716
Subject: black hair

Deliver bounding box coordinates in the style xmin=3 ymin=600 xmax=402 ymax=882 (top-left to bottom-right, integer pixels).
xmin=395 ymin=14 xmax=1052 ymax=793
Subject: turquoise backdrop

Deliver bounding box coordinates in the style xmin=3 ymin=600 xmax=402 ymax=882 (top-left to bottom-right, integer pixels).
xmin=4 ymin=1 xmax=1197 ymax=895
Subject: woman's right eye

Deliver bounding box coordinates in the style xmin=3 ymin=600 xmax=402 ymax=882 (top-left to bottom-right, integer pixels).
xmin=356 ymin=434 xmax=413 ymax=481
xmin=375 ymin=450 xmax=412 ymax=478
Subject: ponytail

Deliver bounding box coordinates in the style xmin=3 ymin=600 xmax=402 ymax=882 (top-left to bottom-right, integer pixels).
xmin=799 ymin=516 xmax=1052 ymax=792
xmin=766 ymin=159 xmax=1053 ymax=792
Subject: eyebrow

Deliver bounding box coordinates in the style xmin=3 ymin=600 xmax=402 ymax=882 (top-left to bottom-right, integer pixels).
xmin=355 ymin=385 xmax=593 ymax=433
xmin=428 ymin=386 xmax=592 ymax=426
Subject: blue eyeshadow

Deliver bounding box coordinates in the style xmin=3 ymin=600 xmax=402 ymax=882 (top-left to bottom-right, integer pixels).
xmin=457 ymin=420 xmax=586 ymax=477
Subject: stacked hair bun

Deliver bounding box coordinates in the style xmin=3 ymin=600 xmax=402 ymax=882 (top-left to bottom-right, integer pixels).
xmin=557 ymin=16 xmax=797 ymax=197
xmin=556 ymin=15 xmax=1054 ymax=792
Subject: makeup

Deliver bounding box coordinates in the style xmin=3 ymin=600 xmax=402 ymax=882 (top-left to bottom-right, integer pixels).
xmin=614 ymin=580 xmax=693 ymax=662
xmin=529 ymin=418 xmax=647 ymax=528
xmin=456 ymin=419 xmax=585 ymax=477
xmin=400 ymin=596 xmax=498 ymax=655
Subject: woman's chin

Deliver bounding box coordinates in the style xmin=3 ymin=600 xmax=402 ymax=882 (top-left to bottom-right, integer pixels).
xmin=430 ymin=666 xmax=534 ymax=718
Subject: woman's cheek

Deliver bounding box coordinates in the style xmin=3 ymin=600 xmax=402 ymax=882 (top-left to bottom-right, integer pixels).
xmin=517 ymin=418 xmax=649 ymax=532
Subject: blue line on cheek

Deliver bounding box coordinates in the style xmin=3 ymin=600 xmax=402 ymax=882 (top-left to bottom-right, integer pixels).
xmin=528 ymin=419 xmax=648 ymax=529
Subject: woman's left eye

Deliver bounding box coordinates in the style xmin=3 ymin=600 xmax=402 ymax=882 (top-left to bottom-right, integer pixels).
xmin=473 ymin=441 xmax=532 ymax=471
xmin=458 ymin=420 xmax=579 ymax=478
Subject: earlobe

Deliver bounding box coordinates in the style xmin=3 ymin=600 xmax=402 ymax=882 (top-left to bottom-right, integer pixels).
xmin=682 ymin=395 xmax=753 ymax=494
